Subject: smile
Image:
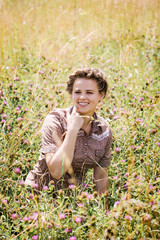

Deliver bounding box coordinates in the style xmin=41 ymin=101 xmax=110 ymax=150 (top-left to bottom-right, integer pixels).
xmin=78 ymin=102 xmax=89 ymax=106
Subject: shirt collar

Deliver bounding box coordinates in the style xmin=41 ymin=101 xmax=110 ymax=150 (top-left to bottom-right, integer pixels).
xmin=91 ymin=112 xmax=101 ymax=134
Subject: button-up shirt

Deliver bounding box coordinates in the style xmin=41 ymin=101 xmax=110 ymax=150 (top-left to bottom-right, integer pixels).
xmin=25 ymin=106 xmax=112 ymax=190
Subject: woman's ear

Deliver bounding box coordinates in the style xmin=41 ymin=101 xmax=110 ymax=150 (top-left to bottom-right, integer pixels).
xmin=100 ymin=92 xmax=105 ymax=100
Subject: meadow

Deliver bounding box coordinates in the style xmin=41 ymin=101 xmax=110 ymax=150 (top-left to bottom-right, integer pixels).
xmin=0 ymin=0 xmax=160 ymax=239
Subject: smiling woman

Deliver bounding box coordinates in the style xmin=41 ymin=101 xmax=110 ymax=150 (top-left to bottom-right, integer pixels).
xmin=25 ymin=68 xmax=112 ymax=198
xmin=71 ymin=78 xmax=104 ymax=118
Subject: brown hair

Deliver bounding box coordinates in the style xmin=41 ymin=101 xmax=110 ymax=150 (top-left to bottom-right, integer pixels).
xmin=66 ymin=68 xmax=108 ymax=97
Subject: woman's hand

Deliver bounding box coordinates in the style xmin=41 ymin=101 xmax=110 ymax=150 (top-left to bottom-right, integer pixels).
xmin=93 ymin=167 xmax=109 ymax=195
xmin=67 ymin=106 xmax=84 ymax=132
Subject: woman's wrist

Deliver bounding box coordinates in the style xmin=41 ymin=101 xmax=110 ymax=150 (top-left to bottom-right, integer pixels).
xmin=67 ymin=127 xmax=80 ymax=135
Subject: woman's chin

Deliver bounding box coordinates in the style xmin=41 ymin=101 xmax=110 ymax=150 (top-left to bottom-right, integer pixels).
xmin=79 ymin=111 xmax=93 ymax=117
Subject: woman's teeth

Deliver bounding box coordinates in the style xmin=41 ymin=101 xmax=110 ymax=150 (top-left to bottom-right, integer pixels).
xmin=79 ymin=103 xmax=88 ymax=106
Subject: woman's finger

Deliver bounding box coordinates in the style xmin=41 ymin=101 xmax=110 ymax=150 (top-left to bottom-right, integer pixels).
xmin=72 ymin=106 xmax=79 ymax=115
xmin=72 ymin=106 xmax=76 ymax=114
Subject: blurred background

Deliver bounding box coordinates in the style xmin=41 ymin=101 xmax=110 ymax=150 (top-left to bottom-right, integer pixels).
xmin=0 ymin=0 xmax=159 ymax=68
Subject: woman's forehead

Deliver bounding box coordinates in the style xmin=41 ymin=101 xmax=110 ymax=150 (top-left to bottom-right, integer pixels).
xmin=73 ymin=78 xmax=98 ymax=88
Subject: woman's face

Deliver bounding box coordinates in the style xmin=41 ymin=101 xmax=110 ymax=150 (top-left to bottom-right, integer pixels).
xmin=71 ymin=78 xmax=104 ymax=116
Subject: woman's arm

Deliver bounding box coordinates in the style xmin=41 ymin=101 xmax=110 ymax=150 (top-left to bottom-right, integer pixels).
xmin=46 ymin=129 xmax=79 ymax=179
xmin=46 ymin=108 xmax=84 ymax=180
xmin=93 ymin=166 xmax=109 ymax=194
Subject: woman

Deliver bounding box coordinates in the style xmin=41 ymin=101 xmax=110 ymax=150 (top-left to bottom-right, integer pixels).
xmin=25 ymin=68 xmax=112 ymax=195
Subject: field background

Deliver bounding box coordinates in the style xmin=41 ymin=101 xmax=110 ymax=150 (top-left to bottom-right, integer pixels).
xmin=0 ymin=0 xmax=160 ymax=239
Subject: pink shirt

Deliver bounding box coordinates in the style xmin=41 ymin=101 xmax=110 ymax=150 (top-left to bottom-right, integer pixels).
xmin=25 ymin=107 xmax=112 ymax=190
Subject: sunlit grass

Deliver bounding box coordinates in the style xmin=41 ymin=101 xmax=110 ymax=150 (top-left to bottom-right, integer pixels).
xmin=0 ymin=0 xmax=159 ymax=61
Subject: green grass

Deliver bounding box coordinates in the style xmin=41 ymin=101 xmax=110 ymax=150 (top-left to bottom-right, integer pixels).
xmin=0 ymin=0 xmax=160 ymax=239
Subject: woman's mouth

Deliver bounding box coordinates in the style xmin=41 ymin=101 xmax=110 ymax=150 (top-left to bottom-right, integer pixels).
xmin=78 ymin=102 xmax=89 ymax=107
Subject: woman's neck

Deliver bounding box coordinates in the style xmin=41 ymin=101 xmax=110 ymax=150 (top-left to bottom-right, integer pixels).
xmin=83 ymin=115 xmax=92 ymax=126
xmin=82 ymin=116 xmax=92 ymax=134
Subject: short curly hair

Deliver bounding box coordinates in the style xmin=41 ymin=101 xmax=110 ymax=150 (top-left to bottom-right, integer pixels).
xmin=66 ymin=68 xmax=108 ymax=97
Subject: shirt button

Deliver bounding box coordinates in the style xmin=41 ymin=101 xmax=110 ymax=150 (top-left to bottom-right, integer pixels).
xmin=84 ymin=143 xmax=87 ymax=146
xmin=84 ymin=152 xmax=87 ymax=155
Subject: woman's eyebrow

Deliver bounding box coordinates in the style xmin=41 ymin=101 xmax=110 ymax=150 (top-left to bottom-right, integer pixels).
xmin=74 ymin=88 xmax=95 ymax=92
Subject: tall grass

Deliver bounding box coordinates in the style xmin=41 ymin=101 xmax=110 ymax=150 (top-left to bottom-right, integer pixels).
xmin=0 ymin=0 xmax=159 ymax=61
xmin=0 ymin=0 xmax=160 ymax=239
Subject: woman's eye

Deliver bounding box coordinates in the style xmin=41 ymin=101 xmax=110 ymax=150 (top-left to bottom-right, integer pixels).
xmin=75 ymin=91 xmax=80 ymax=94
xmin=87 ymin=92 xmax=93 ymax=94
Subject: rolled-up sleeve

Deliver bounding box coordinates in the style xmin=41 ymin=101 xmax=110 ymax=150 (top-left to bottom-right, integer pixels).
xmin=98 ymin=128 xmax=112 ymax=167
xmin=40 ymin=113 xmax=63 ymax=154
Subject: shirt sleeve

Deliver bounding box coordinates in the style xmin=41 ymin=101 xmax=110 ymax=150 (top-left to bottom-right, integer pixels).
xmin=40 ymin=112 xmax=64 ymax=154
xmin=98 ymin=128 xmax=112 ymax=167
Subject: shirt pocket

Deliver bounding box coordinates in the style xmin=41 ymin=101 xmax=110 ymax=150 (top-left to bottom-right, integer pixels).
xmin=95 ymin=149 xmax=105 ymax=159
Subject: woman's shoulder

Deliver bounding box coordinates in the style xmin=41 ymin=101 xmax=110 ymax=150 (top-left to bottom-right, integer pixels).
xmin=42 ymin=107 xmax=70 ymax=128
xmin=45 ymin=107 xmax=70 ymax=120
xmin=92 ymin=113 xmax=112 ymax=143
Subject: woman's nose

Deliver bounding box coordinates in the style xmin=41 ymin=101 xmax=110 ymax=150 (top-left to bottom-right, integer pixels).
xmin=79 ymin=94 xmax=86 ymax=99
